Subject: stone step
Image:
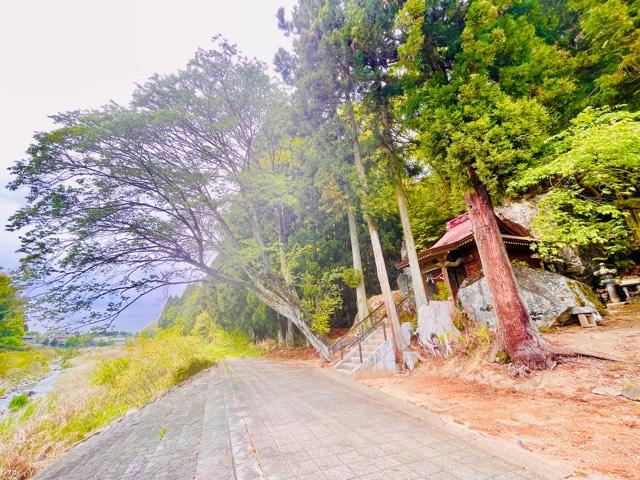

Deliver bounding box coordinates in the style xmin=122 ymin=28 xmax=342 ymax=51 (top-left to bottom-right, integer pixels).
xmin=334 ymin=325 xmax=390 ymax=372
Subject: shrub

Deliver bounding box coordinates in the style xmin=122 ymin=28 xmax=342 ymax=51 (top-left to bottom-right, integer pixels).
xmin=171 ymin=356 xmax=214 ymax=384
xmin=92 ymin=358 xmax=130 ymax=386
xmin=8 ymin=394 xmax=30 ymax=412
xmin=0 ymin=349 xmax=50 ymax=384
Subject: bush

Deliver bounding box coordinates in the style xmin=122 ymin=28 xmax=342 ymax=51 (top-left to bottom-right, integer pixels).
xmin=0 ymin=349 xmax=50 ymax=383
xmin=171 ymin=356 xmax=214 ymax=384
xmin=8 ymin=394 xmax=30 ymax=412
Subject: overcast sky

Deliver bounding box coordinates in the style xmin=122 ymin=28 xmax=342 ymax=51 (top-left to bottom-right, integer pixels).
xmin=0 ymin=0 xmax=295 ymax=332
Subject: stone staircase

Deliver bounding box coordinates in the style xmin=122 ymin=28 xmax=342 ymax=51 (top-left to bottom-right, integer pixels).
xmin=334 ymin=325 xmax=392 ymax=375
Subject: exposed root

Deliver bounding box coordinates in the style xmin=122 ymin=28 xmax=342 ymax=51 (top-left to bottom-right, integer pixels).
xmin=550 ymin=347 xmax=625 ymax=363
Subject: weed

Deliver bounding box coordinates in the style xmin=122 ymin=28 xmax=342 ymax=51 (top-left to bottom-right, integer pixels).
xmin=172 ymin=356 xmax=214 ymax=384
xmin=159 ymin=425 xmax=168 ymax=439
xmin=0 ymin=349 xmax=50 ymax=383
xmin=58 ymin=348 xmax=78 ymax=369
xmin=8 ymin=394 xmax=30 ymax=412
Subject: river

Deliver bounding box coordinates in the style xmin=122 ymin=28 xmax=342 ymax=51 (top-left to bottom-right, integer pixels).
xmin=0 ymin=363 xmax=62 ymax=414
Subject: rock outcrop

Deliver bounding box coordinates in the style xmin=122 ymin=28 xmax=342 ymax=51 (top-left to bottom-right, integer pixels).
xmin=496 ymin=199 xmax=599 ymax=283
xmin=457 ymin=265 xmax=604 ymax=329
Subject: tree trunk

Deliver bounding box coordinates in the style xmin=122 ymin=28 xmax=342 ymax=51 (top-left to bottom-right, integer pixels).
xmin=286 ymin=320 xmax=295 ymax=347
xmin=277 ymin=205 xmax=298 ymax=349
xmin=395 ymin=179 xmax=428 ymax=313
xmin=396 ymin=179 xmax=460 ymax=354
xmin=248 ymin=278 xmax=331 ymax=360
xmin=277 ymin=316 xmax=286 ymax=346
xmin=464 ymin=168 xmax=551 ymax=371
xmin=347 ymin=104 xmax=405 ymax=366
xmin=346 ymin=206 xmax=369 ymax=323
xmin=365 ymin=215 xmax=406 ymax=365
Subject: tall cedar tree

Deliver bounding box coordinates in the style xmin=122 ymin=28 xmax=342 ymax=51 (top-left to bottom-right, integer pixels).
xmin=278 ymin=0 xmax=407 ymax=363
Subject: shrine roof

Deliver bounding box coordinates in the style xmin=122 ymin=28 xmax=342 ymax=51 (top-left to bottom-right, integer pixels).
xmin=395 ymin=213 xmax=533 ymax=269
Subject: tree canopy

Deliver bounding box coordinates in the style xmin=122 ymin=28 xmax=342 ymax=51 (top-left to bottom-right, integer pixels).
xmin=0 ymin=273 xmax=26 ymax=349
xmin=6 ymin=1 xmax=640 ymax=365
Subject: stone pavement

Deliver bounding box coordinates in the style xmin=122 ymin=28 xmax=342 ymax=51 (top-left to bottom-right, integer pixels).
xmin=36 ymin=358 xmax=572 ymax=480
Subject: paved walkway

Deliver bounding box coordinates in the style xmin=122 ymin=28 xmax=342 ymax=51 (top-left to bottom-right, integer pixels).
xmin=36 ymin=358 xmax=570 ymax=480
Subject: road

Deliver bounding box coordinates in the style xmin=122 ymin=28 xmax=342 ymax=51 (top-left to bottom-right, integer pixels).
xmin=36 ymin=358 xmax=571 ymax=480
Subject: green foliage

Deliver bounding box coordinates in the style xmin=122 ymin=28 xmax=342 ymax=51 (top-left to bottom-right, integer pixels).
xmin=0 ymin=349 xmax=50 ymax=396
xmin=58 ymin=348 xmax=77 ymax=369
xmin=8 ymin=394 xmax=30 ymax=412
xmin=406 ymin=176 xmax=466 ymax=250
xmin=0 ymin=330 xmax=260 ymax=478
xmin=432 ymin=284 xmax=451 ymax=302
xmin=9 ymin=0 xmax=640 ymax=355
xmin=299 ymin=269 xmax=345 ymax=334
xmin=511 ymin=108 xmax=640 ymax=260
xmin=0 ymin=273 xmax=25 ymax=350
xmin=341 ymin=268 xmax=363 ymax=289
xmin=157 ymin=284 xmax=218 ymax=335
xmin=171 ymin=356 xmax=214 ymax=384
xmin=391 ymin=0 xmax=640 ymax=267
xmin=92 ymin=358 xmax=130 ymax=386
xmin=92 ymin=328 xmax=260 ymax=408
xmin=64 ymin=336 xmax=81 ymax=348
xmin=570 ymin=0 xmax=640 ymax=109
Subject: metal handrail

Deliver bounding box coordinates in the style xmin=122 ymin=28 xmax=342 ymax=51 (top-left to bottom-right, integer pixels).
xmin=329 ymin=301 xmax=386 ymax=352
xmin=331 ymin=296 xmax=408 ymax=363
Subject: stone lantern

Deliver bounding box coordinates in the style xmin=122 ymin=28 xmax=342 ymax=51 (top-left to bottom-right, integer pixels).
xmin=594 ymin=263 xmax=622 ymax=304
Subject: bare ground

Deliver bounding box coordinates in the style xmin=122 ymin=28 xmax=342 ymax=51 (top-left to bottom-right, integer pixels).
xmin=359 ymin=303 xmax=640 ymax=480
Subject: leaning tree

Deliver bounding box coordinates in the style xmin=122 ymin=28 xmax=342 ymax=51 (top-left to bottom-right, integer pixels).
xmin=8 ymin=40 xmax=332 ymax=359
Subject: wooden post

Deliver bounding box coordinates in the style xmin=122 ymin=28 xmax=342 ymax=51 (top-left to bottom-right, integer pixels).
xmin=464 ymin=168 xmax=550 ymax=370
xmin=439 ymin=255 xmax=453 ymax=300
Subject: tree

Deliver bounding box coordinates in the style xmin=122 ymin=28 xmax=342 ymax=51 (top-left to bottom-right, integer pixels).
xmin=341 ymin=0 xmax=451 ymax=341
xmin=279 ymin=0 xmax=407 ymax=364
xmin=394 ymin=0 xmax=560 ymax=369
xmin=64 ymin=336 xmax=81 ymax=348
xmin=312 ymin=137 xmax=371 ymax=325
xmin=510 ymin=107 xmax=640 ymax=262
xmin=8 ymin=40 xmax=333 ymax=359
xmin=0 ymin=273 xmax=26 ymax=349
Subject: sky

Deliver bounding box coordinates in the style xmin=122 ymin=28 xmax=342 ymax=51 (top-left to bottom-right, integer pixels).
xmin=0 ymin=0 xmax=296 ymax=332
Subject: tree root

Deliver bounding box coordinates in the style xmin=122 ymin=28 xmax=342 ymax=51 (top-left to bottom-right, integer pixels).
xmin=550 ymin=347 xmax=626 ymax=363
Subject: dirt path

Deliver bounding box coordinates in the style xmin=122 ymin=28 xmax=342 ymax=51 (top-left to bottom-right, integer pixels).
xmin=35 ymin=358 xmax=574 ymax=480
xmin=362 ymin=304 xmax=640 ymax=480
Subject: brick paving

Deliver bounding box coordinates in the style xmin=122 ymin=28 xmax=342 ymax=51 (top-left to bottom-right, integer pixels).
xmin=35 ymin=358 xmax=570 ymax=480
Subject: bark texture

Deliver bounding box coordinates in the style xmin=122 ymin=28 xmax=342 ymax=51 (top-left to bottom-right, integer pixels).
xmin=347 ymin=105 xmax=405 ymax=365
xmin=248 ymin=279 xmax=331 ymax=360
xmin=395 ymin=180 xmax=429 ymax=316
xmin=347 ymin=206 xmax=369 ymax=323
xmin=464 ymin=169 xmax=551 ymax=371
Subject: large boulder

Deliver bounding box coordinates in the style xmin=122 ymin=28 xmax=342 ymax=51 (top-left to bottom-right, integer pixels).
xmin=496 ymin=199 xmax=598 ymax=282
xmin=457 ymin=265 xmax=604 ymax=329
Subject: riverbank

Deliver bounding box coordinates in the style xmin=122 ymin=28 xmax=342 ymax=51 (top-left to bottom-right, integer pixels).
xmin=0 ymin=328 xmax=261 ymax=480
xmin=0 ymin=364 xmax=61 ymax=414
xmin=0 ymin=349 xmax=57 ymax=399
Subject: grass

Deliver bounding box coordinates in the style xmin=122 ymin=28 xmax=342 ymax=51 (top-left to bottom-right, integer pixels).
xmin=0 ymin=327 xmax=261 ymax=480
xmin=0 ymin=348 xmax=55 ymax=398
xmin=8 ymin=394 xmax=30 ymax=412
